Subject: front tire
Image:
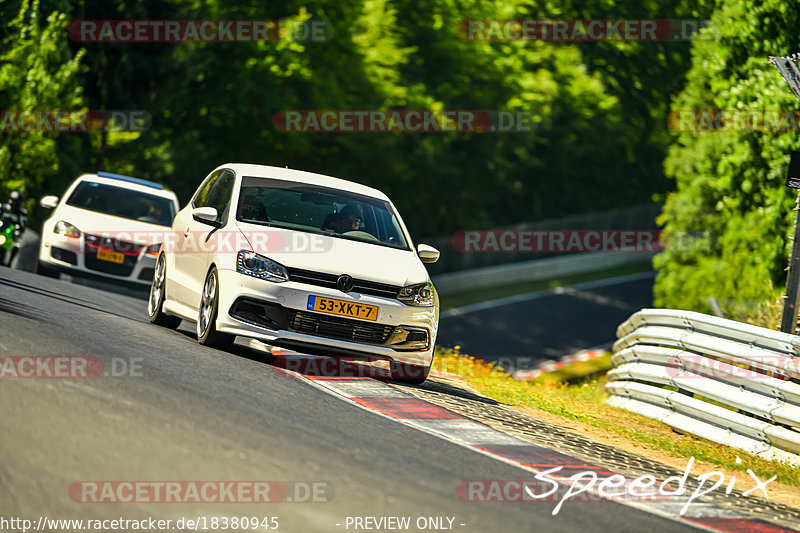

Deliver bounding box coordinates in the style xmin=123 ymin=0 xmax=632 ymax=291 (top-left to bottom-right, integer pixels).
xmin=35 ymin=260 xmax=60 ymax=278
xmin=148 ymin=253 xmax=181 ymax=329
xmin=197 ymin=267 xmax=234 ymax=348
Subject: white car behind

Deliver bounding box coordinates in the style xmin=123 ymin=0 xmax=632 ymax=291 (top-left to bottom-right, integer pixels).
xmin=37 ymin=171 xmax=180 ymax=285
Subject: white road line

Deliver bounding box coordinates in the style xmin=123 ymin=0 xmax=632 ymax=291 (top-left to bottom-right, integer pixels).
xmin=441 ymin=271 xmax=655 ymax=318
xmin=302 ymin=376 xmax=730 ymax=530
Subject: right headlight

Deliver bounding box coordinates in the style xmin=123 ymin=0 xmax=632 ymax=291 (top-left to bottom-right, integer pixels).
xmin=397 ymin=282 xmax=434 ymax=307
xmin=54 ymin=220 xmax=81 ymax=238
xmin=236 ymin=250 xmax=288 ymax=282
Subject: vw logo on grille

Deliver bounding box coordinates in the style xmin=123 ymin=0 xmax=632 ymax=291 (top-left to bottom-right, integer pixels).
xmin=336 ymin=274 xmax=354 ymax=293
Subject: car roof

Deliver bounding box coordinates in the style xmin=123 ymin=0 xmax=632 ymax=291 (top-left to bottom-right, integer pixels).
xmin=76 ymin=172 xmax=178 ymax=201
xmin=217 ymin=163 xmax=390 ymax=201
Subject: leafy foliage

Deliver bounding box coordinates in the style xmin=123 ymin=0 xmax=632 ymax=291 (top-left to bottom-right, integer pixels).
xmin=0 ymin=0 xmax=85 ymax=207
xmin=2 ymin=0 xmax=707 ymax=241
xmin=654 ymin=0 xmax=800 ymax=313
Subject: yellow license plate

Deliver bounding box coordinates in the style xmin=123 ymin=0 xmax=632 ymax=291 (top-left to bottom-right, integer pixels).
xmin=97 ymin=248 xmax=124 ymax=264
xmin=307 ymin=295 xmax=378 ymax=321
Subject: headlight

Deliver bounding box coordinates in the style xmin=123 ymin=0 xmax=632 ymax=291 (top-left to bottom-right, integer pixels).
xmin=54 ymin=220 xmax=81 ymax=238
xmin=397 ymin=282 xmax=434 ymax=307
xmin=236 ymin=250 xmax=288 ymax=282
xmin=146 ymin=243 xmax=161 ymax=257
xmin=0 ymin=235 xmax=6 ymax=246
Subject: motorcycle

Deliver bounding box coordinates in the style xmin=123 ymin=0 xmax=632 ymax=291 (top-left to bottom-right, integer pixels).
xmin=0 ymin=210 xmax=23 ymax=267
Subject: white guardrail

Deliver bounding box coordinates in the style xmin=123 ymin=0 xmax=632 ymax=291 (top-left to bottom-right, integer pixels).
xmin=607 ymin=309 xmax=800 ymax=466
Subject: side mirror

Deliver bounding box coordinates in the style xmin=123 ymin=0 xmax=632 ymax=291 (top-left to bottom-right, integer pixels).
xmin=192 ymin=206 xmax=220 ymax=227
xmin=417 ymin=243 xmax=440 ymax=264
xmin=40 ymin=196 xmax=59 ymax=209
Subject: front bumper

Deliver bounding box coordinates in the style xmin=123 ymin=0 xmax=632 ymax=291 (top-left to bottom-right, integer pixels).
xmin=38 ymin=232 xmax=157 ymax=285
xmin=215 ymin=267 xmax=437 ymax=368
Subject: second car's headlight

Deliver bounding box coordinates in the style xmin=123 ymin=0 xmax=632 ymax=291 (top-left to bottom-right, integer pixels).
xmin=397 ymin=282 xmax=434 ymax=307
xmin=145 ymin=243 xmax=161 ymax=257
xmin=236 ymin=250 xmax=288 ymax=282
xmin=54 ymin=220 xmax=81 ymax=238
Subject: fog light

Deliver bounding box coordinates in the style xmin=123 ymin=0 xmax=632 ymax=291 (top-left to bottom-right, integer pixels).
xmin=387 ymin=326 xmax=430 ymax=351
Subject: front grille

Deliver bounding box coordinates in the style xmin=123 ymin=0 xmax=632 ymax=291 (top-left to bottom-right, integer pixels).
xmin=286 ymin=267 xmax=401 ymax=299
xmin=84 ymin=254 xmax=136 ymax=276
xmin=85 ymin=234 xmax=144 ymax=255
xmin=83 ymin=233 xmax=141 ymax=277
xmin=286 ymin=309 xmax=394 ymax=345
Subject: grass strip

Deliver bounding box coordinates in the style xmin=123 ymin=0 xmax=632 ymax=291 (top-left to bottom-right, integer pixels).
xmin=432 ymin=346 xmax=799 ymax=488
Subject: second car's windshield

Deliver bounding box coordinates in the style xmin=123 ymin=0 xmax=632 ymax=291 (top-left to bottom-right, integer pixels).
xmin=236 ymin=176 xmax=410 ymax=250
xmin=66 ymin=181 xmax=175 ymax=226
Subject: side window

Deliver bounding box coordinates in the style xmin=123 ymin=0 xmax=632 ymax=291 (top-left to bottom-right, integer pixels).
xmin=192 ymin=171 xmax=221 ymax=209
xmin=204 ymin=170 xmax=235 ymax=222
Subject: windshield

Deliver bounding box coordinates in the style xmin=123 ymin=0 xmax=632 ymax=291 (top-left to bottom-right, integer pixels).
xmin=236 ymin=177 xmax=410 ymax=250
xmin=66 ymin=181 xmax=175 ymax=226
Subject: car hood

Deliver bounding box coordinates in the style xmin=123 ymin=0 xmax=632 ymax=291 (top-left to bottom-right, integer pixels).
xmin=53 ymin=205 xmax=172 ymax=243
xmin=234 ymin=220 xmax=429 ymax=287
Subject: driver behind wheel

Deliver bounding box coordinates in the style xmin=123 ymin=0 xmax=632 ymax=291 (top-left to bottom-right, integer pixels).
xmin=339 ymin=204 xmax=362 ymax=232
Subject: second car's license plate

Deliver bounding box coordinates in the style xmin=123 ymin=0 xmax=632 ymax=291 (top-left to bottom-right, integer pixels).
xmin=307 ymin=295 xmax=378 ymax=321
xmin=97 ymin=248 xmax=124 ymax=263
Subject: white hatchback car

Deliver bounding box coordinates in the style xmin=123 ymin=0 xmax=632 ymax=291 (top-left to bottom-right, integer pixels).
xmin=147 ymin=163 xmax=440 ymax=383
xmin=37 ymin=172 xmax=180 ymax=285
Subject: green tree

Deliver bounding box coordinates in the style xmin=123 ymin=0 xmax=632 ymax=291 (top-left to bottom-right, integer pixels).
xmin=654 ymin=0 xmax=800 ymax=313
xmin=0 ymin=0 xmax=85 ymax=207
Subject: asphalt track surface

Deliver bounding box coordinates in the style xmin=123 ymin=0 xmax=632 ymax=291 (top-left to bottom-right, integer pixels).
xmin=0 ymin=266 xmax=706 ymax=533
xmin=437 ymin=272 xmax=655 ymax=369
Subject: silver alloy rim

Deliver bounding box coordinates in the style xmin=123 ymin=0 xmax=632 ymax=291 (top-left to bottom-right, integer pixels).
xmin=199 ymin=272 xmax=216 ymax=336
xmin=148 ymin=255 xmax=165 ymax=317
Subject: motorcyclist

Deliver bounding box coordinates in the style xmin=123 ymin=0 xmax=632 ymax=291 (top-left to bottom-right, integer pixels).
xmin=0 ymin=191 xmax=27 ymax=266
xmin=3 ymin=191 xmax=27 ymax=227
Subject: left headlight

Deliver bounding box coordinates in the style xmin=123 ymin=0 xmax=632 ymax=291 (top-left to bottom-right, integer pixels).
xmin=236 ymin=250 xmax=288 ymax=282
xmin=397 ymin=281 xmax=434 ymax=307
xmin=54 ymin=220 xmax=81 ymax=238
xmin=145 ymin=243 xmax=161 ymax=257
